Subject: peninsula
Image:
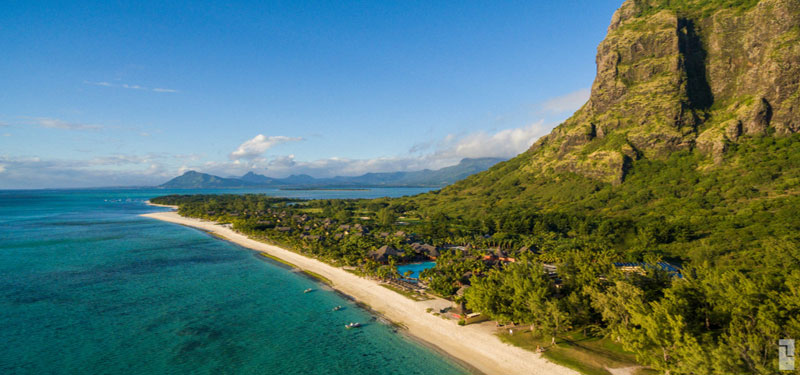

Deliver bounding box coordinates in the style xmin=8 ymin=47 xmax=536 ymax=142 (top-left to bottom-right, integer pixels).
xmin=142 ymin=208 xmax=578 ymax=375
xmin=143 ymin=1 xmax=800 ymax=373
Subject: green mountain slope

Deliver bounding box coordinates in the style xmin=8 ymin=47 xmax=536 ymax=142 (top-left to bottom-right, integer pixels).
xmin=153 ymin=2 xmax=800 ymax=372
xmin=160 ymin=171 xmax=254 ymax=188
xmin=344 ymin=157 xmax=505 ymax=186
xmin=392 ymin=2 xmax=800 ymax=371
xmin=406 ymin=0 xmax=800 ymax=263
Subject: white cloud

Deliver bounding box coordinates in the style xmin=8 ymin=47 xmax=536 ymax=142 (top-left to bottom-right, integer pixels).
xmin=87 ymin=154 xmax=152 ymax=166
xmin=0 ymin=155 xmax=174 ymax=189
xmin=539 ymin=88 xmax=590 ymax=114
xmin=0 ymin=120 xmax=553 ymax=187
xmin=178 ymin=165 xmax=191 ymax=175
xmin=197 ymin=121 xmax=551 ymax=178
xmin=229 ymin=134 xmax=303 ymax=160
xmin=85 ymin=81 xmax=179 ymax=93
xmin=433 ymin=121 xmax=547 ymax=161
xmin=0 ymin=164 xmax=6 ymax=173
xmin=268 ymin=154 xmax=298 ymax=169
xmin=408 ymin=139 xmax=435 ymax=154
xmin=198 ymin=155 xmax=426 ymax=179
xmin=33 ymin=117 xmax=103 ymax=131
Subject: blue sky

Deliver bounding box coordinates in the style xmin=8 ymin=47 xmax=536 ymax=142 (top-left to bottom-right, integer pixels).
xmin=0 ymin=0 xmax=622 ymax=188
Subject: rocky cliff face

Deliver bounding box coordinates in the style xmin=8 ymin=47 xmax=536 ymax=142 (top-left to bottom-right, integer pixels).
xmin=525 ymin=0 xmax=800 ymax=183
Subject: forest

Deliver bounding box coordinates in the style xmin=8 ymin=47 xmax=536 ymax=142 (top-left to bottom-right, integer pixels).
xmin=153 ymin=135 xmax=800 ymax=374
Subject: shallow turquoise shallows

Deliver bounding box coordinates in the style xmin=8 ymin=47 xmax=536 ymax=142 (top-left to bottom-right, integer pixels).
xmin=0 ymin=188 xmax=467 ymax=374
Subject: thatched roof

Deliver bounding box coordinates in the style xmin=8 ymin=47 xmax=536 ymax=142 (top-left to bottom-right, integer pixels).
xmin=368 ymin=245 xmax=400 ymax=262
xmin=411 ymin=242 xmax=439 ymax=258
xmin=421 ymin=244 xmax=439 ymax=258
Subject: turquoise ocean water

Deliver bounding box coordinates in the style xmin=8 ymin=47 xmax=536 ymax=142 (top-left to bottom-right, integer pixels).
xmin=0 ymin=188 xmax=468 ymax=374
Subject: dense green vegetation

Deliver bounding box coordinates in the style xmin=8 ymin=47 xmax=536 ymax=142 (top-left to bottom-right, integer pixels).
xmin=152 ymin=134 xmax=800 ymax=374
xmin=406 ymin=134 xmax=800 ymax=265
xmin=632 ymin=0 xmax=760 ymax=17
xmin=142 ymin=0 xmax=800 ymax=372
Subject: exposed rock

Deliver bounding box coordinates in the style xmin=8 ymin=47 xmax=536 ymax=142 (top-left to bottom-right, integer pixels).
xmin=725 ymin=120 xmax=743 ymax=141
xmin=519 ymin=0 xmax=799 ymax=183
xmin=596 ymin=124 xmax=607 ymax=138
xmin=745 ymin=97 xmax=773 ymax=135
xmin=696 ymin=128 xmax=729 ymax=164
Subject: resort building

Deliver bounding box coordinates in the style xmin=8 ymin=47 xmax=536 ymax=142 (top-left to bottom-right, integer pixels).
xmin=368 ymin=245 xmax=400 ymax=263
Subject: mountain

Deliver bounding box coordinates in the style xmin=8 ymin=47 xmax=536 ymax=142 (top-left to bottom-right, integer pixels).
xmin=239 ymin=171 xmax=277 ymax=185
xmin=406 ymin=0 xmax=800 ymax=259
xmin=325 ymin=157 xmax=505 ymax=187
xmin=396 ymin=158 xmax=509 ymax=186
xmin=159 ymin=157 xmax=504 ymax=188
xmin=507 ymin=0 xmax=800 ymax=186
xmin=159 ymin=171 xmax=255 ymax=189
xmin=398 ymin=3 xmax=799 ymax=371
xmin=279 ymin=174 xmax=320 ymax=185
xmin=152 ymin=4 xmax=799 ymax=372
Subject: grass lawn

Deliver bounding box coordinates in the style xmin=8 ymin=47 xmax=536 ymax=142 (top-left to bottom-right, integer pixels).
xmin=498 ymin=329 xmax=650 ymax=375
xmin=397 ymin=216 xmax=422 ymax=223
xmin=379 ymin=284 xmax=432 ymax=301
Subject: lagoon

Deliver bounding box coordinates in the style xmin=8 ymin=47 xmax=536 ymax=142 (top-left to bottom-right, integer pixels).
xmin=0 ymin=188 xmax=466 ymax=374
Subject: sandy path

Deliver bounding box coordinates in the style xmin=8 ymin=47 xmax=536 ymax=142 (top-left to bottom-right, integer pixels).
xmin=141 ymin=210 xmax=577 ymax=375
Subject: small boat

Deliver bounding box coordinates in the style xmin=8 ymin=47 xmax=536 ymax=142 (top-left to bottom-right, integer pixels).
xmin=345 ymin=322 xmax=361 ymax=329
xmin=303 ymin=288 xmax=313 ymax=293
xmin=333 ymin=306 xmax=342 ymax=311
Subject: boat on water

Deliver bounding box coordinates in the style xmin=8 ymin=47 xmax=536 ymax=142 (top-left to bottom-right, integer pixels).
xmin=345 ymin=322 xmax=361 ymax=329
xmin=303 ymin=288 xmax=313 ymax=293
xmin=333 ymin=306 xmax=342 ymax=311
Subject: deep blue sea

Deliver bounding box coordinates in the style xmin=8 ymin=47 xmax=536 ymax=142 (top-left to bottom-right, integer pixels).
xmin=0 ymin=188 xmax=468 ymax=374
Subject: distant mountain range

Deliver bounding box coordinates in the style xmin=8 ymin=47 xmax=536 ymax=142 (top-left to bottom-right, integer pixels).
xmin=159 ymin=157 xmax=505 ymax=189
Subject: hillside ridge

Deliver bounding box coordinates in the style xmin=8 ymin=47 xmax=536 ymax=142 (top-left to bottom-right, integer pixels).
xmin=513 ymin=0 xmax=799 ymax=184
xmin=160 ymin=157 xmax=504 ymax=189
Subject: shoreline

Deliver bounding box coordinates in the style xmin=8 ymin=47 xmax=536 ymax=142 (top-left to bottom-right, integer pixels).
xmin=140 ymin=208 xmax=577 ymax=375
xmin=143 ymin=200 xmax=178 ymax=209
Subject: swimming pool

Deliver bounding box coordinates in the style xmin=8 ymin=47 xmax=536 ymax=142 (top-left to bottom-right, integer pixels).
xmin=396 ymin=261 xmax=436 ymax=279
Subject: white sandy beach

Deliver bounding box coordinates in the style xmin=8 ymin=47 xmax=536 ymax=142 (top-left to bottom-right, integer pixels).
xmin=141 ymin=209 xmax=577 ymax=375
